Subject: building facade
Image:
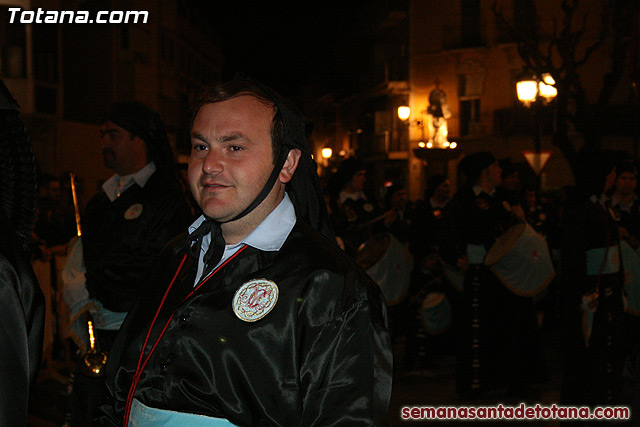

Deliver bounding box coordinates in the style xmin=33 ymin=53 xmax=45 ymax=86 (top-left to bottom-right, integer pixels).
xmin=312 ymin=0 xmax=637 ymax=200
xmin=1 ymin=0 xmax=222 ymax=205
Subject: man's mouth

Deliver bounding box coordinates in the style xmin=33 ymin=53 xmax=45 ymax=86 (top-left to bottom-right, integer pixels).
xmin=201 ymin=182 xmax=229 ymax=191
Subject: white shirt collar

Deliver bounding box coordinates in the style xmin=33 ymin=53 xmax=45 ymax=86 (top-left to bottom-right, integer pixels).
xmin=339 ymin=190 xmax=367 ymax=204
xmin=472 ymin=184 xmax=495 ymax=197
xmin=611 ymin=193 xmax=637 ymax=212
xmin=189 ymin=193 xmax=297 ymax=285
xmin=102 ymin=162 xmax=157 ymax=202
xmin=429 ymin=197 xmax=448 ymax=209
xmin=589 ymin=193 xmax=609 ymax=208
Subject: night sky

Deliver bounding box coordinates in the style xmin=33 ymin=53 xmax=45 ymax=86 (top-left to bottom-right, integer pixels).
xmin=207 ymin=1 xmax=365 ymax=98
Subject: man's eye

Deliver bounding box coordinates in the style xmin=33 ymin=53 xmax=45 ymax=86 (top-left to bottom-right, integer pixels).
xmin=229 ymin=145 xmax=243 ymax=152
xmin=192 ymin=144 xmax=207 ymax=152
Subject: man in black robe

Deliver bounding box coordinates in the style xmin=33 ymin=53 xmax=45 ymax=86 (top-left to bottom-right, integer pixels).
xmin=561 ymin=151 xmax=628 ymax=408
xmin=66 ymin=101 xmax=192 ymax=426
xmin=99 ymin=77 xmax=392 ymax=426
xmin=444 ymin=151 xmax=547 ymax=397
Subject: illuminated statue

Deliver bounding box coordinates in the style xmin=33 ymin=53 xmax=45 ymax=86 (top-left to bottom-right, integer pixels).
xmin=426 ymin=87 xmax=452 ymax=147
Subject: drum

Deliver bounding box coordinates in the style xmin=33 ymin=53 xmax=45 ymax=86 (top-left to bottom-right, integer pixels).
xmin=359 ymin=233 xmax=413 ymax=306
xmin=620 ymin=240 xmax=640 ymax=315
xmin=356 ymin=233 xmax=390 ymax=271
xmin=485 ymin=222 xmax=555 ymax=296
xmin=420 ymin=292 xmax=452 ymax=335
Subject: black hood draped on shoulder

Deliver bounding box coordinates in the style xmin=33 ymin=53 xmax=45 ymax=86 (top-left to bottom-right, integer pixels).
xmin=247 ymin=76 xmax=334 ymax=242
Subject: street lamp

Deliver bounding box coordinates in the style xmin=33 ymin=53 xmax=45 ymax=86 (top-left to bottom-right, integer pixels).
xmin=516 ymin=72 xmax=557 ymax=175
xmin=397 ymin=106 xmax=411 ymax=121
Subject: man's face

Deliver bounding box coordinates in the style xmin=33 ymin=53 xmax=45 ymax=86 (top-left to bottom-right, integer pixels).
xmin=188 ymin=96 xmax=287 ymax=222
xmin=487 ymin=162 xmax=502 ymax=188
xmin=99 ymin=121 xmax=146 ymax=174
xmin=46 ymin=181 xmax=61 ymax=199
xmin=391 ymin=189 xmax=408 ymax=210
xmin=346 ymin=170 xmax=366 ymax=193
xmin=615 ymin=171 xmax=637 ymax=196
xmin=524 ymin=190 xmax=536 ymax=208
xmin=502 ymin=172 xmax=519 ymax=191
xmin=434 ymin=179 xmax=450 ymax=200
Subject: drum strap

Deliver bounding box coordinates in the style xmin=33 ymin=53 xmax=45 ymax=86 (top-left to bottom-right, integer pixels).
xmin=470 ymin=265 xmax=482 ymax=391
xmin=583 ymin=203 xmax=614 ymax=348
xmin=594 ymin=203 xmax=614 ymax=297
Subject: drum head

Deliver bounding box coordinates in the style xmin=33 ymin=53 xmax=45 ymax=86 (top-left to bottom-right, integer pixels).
xmin=484 ymin=222 xmax=526 ymax=266
xmin=421 ymin=292 xmax=452 ymax=335
xmin=490 ymin=223 xmax=555 ymax=296
xmin=356 ymin=233 xmax=390 ymax=271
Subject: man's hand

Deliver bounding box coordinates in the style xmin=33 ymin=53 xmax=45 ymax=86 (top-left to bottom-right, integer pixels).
xmin=511 ymin=205 xmax=526 ymax=222
xmin=457 ymin=255 xmax=469 ymax=272
xmin=384 ymin=209 xmax=397 ymax=228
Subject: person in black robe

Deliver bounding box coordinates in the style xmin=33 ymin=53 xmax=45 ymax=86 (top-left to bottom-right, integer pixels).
xmin=327 ymin=157 xmax=382 ymax=257
xmin=444 ymin=151 xmax=547 ymax=398
xmin=609 ymin=160 xmax=640 ymax=248
xmin=0 ymin=79 xmax=45 ymax=426
xmin=98 ymin=76 xmax=392 ymax=426
xmin=409 ymin=174 xmax=450 ymax=264
xmin=66 ymin=101 xmax=193 ymax=426
xmin=561 ymin=150 xmax=628 ymax=408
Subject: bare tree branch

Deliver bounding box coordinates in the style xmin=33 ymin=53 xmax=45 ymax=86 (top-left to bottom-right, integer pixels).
xmin=492 ymin=0 xmax=633 ymax=175
xmin=575 ymin=7 xmax=608 ymax=66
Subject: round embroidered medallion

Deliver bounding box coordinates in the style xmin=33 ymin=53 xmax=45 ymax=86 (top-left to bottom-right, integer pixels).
xmin=124 ymin=203 xmax=143 ymax=220
xmin=232 ymin=279 xmax=279 ymax=322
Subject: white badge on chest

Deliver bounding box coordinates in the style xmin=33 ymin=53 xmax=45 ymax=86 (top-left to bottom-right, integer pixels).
xmin=124 ymin=203 xmax=143 ymax=220
xmin=232 ymin=279 xmax=279 ymax=322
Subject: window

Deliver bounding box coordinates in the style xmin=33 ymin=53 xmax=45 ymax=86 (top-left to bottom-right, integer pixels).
xmin=461 ymin=0 xmax=483 ymax=47
xmin=0 ymin=6 xmax=27 ymax=78
xmin=460 ymin=99 xmax=481 ymax=136
xmin=458 ymin=72 xmax=484 ymax=136
xmin=33 ymin=24 xmax=58 ymax=83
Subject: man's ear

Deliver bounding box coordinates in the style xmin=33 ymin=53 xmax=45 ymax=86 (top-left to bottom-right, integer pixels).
xmin=279 ymin=148 xmax=301 ymax=184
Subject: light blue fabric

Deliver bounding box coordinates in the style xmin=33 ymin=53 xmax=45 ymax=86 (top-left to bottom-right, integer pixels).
xmin=586 ymin=246 xmax=620 ymax=276
xmin=92 ymin=302 xmax=127 ymax=330
xmin=188 ymin=193 xmax=296 ymax=285
xmin=466 ymin=243 xmax=487 ymax=265
xmin=129 ymin=399 xmax=236 ymax=426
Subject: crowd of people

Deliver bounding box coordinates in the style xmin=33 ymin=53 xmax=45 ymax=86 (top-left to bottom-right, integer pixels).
xmin=4 ymin=71 xmax=640 ymax=425
xmin=325 ymin=149 xmax=640 ymax=417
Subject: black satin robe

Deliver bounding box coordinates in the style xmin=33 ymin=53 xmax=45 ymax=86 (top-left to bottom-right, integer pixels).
xmin=82 ymin=170 xmax=193 ymax=313
xmin=0 ymin=210 xmax=45 ymax=426
xmin=100 ymin=221 xmax=393 ymax=426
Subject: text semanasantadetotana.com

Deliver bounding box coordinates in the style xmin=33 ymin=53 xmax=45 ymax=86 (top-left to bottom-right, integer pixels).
xmin=401 ymin=403 xmax=630 ymax=421
xmin=7 ymin=7 xmax=148 ymax=24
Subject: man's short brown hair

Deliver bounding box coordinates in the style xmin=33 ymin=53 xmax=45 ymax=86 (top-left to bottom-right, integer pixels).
xmin=191 ymin=79 xmax=285 ymax=163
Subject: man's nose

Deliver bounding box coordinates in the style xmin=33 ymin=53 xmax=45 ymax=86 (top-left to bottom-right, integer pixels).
xmin=202 ymin=150 xmax=223 ymax=174
xmin=99 ymin=134 xmax=111 ymax=147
